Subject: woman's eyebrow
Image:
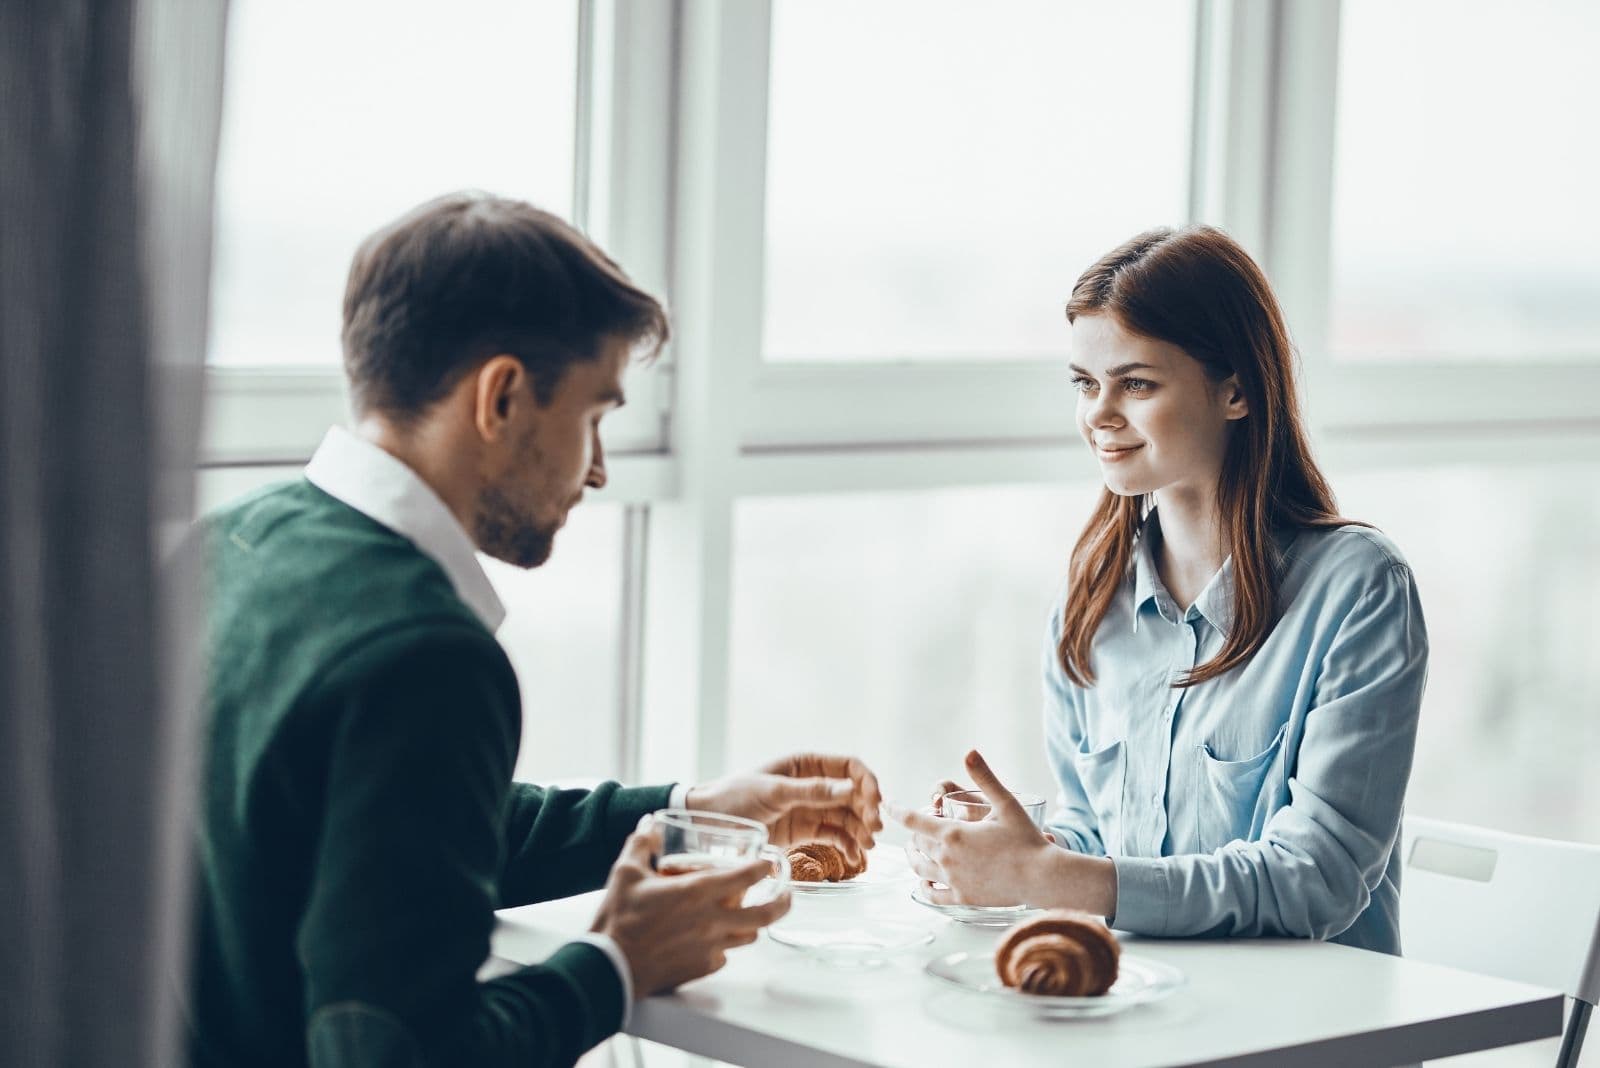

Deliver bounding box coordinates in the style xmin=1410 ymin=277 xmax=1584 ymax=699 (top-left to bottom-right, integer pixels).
xmin=1068 ymin=362 xmax=1157 ymax=377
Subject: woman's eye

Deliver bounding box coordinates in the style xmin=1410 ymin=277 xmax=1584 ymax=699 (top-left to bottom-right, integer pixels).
xmin=1070 ymin=377 xmax=1096 ymax=393
xmin=1122 ymin=377 xmax=1154 ymax=394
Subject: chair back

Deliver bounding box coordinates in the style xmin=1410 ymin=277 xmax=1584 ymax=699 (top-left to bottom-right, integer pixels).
xmin=1401 ymin=815 xmax=1600 ymax=1006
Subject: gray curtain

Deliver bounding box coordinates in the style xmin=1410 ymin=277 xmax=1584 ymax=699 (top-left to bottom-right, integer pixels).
xmin=0 ymin=1 xmax=227 ymax=1065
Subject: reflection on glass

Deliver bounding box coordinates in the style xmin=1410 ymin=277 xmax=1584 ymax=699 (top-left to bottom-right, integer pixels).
xmin=764 ymin=1 xmax=1193 ymax=361
xmin=1331 ymin=0 xmax=1600 ymax=361
xmin=209 ymin=0 xmax=578 ymax=367
xmin=728 ymin=485 xmax=1100 ymax=803
xmin=1334 ymin=462 xmax=1600 ymax=843
xmin=483 ymin=504 xmax=622 ymax=784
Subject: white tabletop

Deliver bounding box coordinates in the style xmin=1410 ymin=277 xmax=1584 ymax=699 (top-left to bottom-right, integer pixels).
xmin=492 ymin=849 xmax=1563 ymax=1068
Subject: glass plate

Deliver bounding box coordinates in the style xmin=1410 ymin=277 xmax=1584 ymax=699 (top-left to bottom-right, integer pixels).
xmin=924 ymin=950 xmax=1186 ymax=1018
xmin=787 ymin=856 xmax=902 ymax=895
xmin=789 ymin=863 xmax=894 ymax=895
xmin=910 ymin=883 xmax=1040 ymax=927
xmin=766 ymin=919 xmax=936 ymax=968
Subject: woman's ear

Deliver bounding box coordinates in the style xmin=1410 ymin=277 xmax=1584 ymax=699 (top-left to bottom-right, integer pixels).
xmin=473 ymin=355 xmax=524 ymax=441
xmin=1220 ymin=374 xmax=1249 ymax=421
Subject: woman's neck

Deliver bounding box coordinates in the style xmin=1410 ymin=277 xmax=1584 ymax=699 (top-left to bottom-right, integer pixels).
xmin=1151 ymin=487 xmax=1228 ymax=612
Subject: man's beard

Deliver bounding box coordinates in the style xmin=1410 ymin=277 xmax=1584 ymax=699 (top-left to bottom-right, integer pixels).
xmin=474 ymin=484 xmax=558 ymax=569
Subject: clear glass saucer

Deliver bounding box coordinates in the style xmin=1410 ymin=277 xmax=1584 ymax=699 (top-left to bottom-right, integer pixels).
xmin=766 ymin=918 xmax=936 ymax=968
xmin=910 ymin=883 xmax=1040 ymax=927
xmin=924 ymin=950 xmax=1186 ymax=1018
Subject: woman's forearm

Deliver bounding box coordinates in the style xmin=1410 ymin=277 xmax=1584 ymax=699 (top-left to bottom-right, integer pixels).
xmin=1029 ymin=846 xmax=1118 ymax=919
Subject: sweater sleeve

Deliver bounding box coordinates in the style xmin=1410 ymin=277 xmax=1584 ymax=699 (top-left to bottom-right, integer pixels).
xmin=294 ymin=623 xmax=625 ymax=1068
xmin=498 ymin=781 xmax=673 ymax=907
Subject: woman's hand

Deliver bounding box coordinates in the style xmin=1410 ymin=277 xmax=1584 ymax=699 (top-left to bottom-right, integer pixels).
xmin=928 ymin=778 xmax=964 ymax=815
xmin=894 ymin=750 xmax=1116 ymax=916
xmin=895 ymin=751 xmax=1055 ymax=906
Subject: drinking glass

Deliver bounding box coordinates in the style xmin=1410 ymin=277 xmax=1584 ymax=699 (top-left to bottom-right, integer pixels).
xmin=654 ymin=808 xmax=791 ymax=904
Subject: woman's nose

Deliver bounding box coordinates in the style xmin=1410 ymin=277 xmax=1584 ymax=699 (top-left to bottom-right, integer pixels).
xmin=1085 ymin=390 xmax=1122 ymax=428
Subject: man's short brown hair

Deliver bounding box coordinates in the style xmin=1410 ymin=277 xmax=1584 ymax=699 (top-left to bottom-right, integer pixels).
xmin=341 ymin=191 xmax=668 ymax=420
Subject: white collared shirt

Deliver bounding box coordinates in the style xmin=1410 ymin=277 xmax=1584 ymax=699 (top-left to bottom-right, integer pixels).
xmin=303 ymin=425 xmax=648 ymax=1021
xmin=305 ymin=425 xmax=506 ymax=632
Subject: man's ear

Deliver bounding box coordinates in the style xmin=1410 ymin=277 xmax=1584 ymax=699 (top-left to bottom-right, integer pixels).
xmin=472 ymin=355 xmax=525 ymax=441
xmin=1220 ymin=374 xmax=1249 ymax=421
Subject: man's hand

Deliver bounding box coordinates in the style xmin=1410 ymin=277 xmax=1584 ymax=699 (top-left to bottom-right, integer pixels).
xmin=686 ymin=753 xmax=883 ymax=868
xmin=589 ymin=817 xmax=791 ymax=997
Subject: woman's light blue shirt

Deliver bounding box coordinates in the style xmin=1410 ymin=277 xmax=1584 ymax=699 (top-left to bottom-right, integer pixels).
xmin=1043 ymin=516 xmax=1428 ymax=955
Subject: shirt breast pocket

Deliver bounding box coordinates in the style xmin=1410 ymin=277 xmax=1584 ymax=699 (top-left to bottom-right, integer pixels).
xmin=1191 ymin=723 xmax=1288 ymax=849
xmin=1072 ymin=739 xmax=1127 ymax=857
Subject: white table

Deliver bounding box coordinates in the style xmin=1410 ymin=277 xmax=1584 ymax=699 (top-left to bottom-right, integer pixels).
xmin=492 ymin=850 xmax=1563 ymax=1068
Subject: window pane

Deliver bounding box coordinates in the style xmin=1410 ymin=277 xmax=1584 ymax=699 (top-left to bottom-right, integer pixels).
xmin=209 ymin=0 xmax=578 ymax=367
xmin=728 ymin=485 xmax=1100 ymax=803
xmin=484 ymin=505 xmax=622 ymax=784
xmin=763 ymin=1 xmax=1194 ymax=362
xmin=1333 ymin=462 xmax=1600 ymax=843
xmin=1330 ymin=0 xmax=1600 ymax=361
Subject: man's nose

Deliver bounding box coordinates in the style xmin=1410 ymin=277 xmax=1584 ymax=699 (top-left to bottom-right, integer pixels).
xmin=586 ymin=433 xmax=607 ymax=490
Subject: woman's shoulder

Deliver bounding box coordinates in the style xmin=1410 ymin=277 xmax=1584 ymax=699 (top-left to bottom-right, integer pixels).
xmin=1281 ymin=523 xmax=1414 ymax=600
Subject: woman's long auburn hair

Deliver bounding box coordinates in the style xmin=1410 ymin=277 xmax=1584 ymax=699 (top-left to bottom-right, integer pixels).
xmin=1058 ymin=225 xmax=1355 ymax=689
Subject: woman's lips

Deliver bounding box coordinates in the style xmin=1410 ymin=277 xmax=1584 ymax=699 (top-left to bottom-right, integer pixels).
xmin=1096 ymin=443 xmax=1143 ymax=462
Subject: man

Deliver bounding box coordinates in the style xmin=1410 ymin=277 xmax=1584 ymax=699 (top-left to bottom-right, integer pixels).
xmin=189 ymin=191 xmax=882 ymax=1068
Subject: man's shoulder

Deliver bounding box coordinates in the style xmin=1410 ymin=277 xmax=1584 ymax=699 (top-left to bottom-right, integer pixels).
xmin=205 ymin=478 xmax=393 ymax=550
xmin=204 ymin=479 xmax=489 ymax=673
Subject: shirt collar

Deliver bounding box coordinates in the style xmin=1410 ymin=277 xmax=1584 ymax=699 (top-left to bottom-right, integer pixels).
xmin=1190 ymin=557 xmax=1237 ymax=637
xmin=1130 ymin=510 xmax=1236 ymax=638
xmin=304 ymin=426 xmax=506 ymax=632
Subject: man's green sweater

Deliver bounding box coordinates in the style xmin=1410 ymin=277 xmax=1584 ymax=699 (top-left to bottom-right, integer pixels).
xmin=189 ymin=479 xmax=670 ymax=1068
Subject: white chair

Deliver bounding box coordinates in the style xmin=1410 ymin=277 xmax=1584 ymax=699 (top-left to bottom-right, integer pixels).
xmin=1401 ymin=816 xmax=1600 ymax=1067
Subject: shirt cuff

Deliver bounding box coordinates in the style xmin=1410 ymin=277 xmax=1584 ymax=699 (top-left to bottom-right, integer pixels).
xmin=1109 ymin=854 xmax=1171 ymax=934
xmin=571 ymin=933 xmax=634 ymax=1030
xmin=668 ymin=782 xmax=690 ymax=809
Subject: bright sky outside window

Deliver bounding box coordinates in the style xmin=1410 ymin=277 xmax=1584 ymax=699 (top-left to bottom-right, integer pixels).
xmin=208 ymin=0 xmax=578 ymax=367
xmin=727 ymin=484 xmax=1098 ymax=802
xmin=1333 ymin=461 xmax=1600 ymax=843
xmin=1330 ymin=0 xmax=1600 ymax=362
xmin=483 ymin=504 xmax=624 ymax=784
xmin=763 ymin=0 xmax=1194 ymax=361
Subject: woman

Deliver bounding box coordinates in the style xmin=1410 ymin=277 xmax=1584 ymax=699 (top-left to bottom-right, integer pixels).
xmin=894 ymin=226 xmax=1427 ymax=954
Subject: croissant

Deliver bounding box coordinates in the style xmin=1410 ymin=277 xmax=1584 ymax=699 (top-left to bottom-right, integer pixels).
xmin=994 ymin=910 xmax=1120 ymax=996
xmin=786 ymin=841 xmax=866 ymax=882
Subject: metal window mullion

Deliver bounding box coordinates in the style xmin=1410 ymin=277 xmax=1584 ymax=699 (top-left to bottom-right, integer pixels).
xmin=615 ymin=504 xmax=650 ymax=783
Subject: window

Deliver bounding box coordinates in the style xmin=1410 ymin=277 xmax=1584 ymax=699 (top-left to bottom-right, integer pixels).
xmin=727 ymin=484 xmax=1100 ymax=801
xmin=486 ymin=505 xmax=625 ymax=783
xmin=1329 ymin=0 xmax=1600 ymax=362
xmin=209 ymin=0 xmax=579 ymax=367
xmin=1334 ymin=461 xmax=1600 ymax=843
xmin=763 ymin=0 xmax=1194 ymax=361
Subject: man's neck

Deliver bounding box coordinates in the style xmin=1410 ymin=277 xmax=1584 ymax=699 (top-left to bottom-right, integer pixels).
xmin=355 ymin=416 xmax=480 ymax=537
